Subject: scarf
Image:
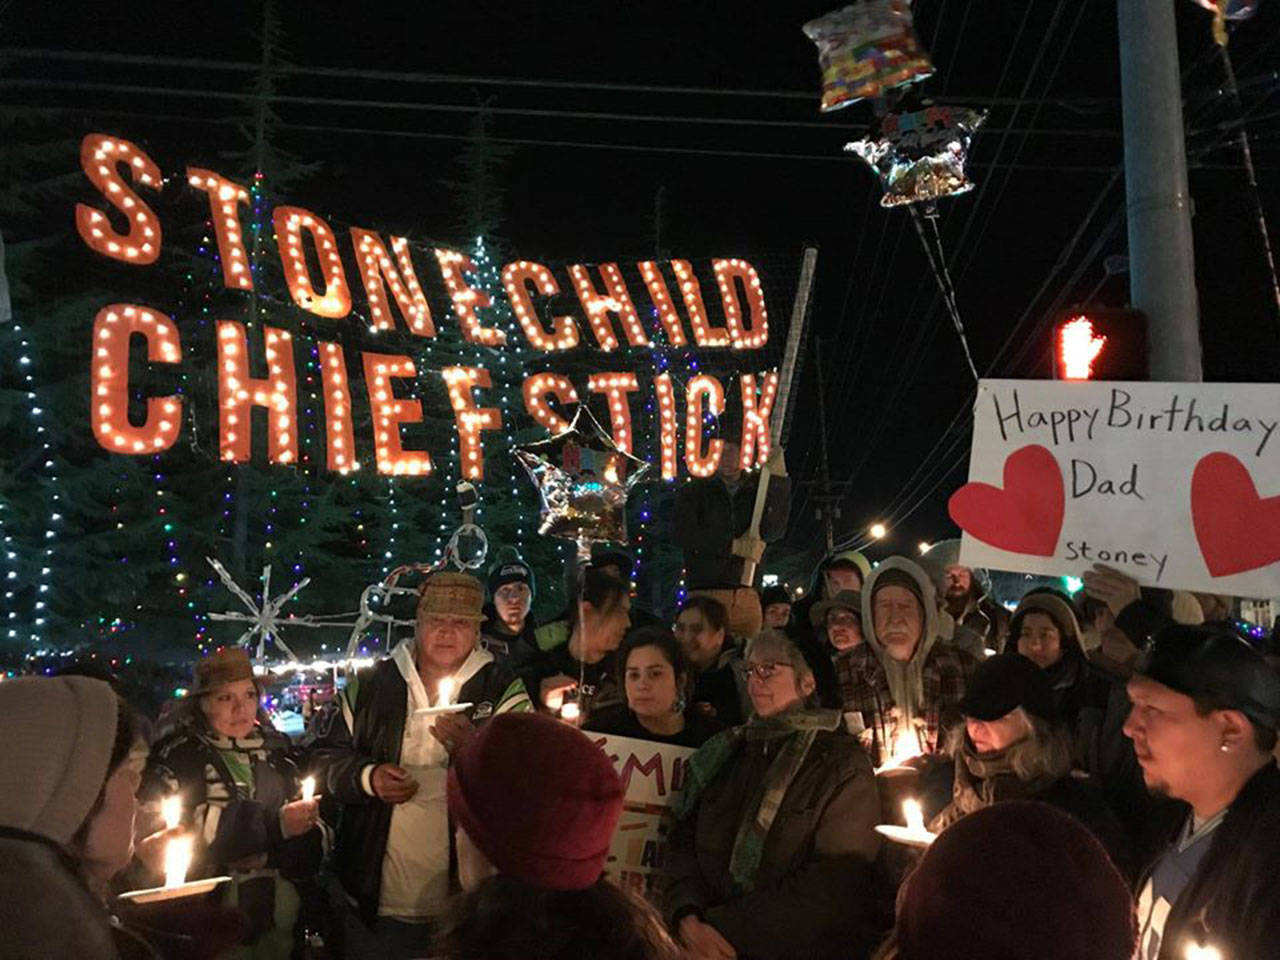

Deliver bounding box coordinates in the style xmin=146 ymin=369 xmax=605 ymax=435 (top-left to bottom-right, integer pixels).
xmin=676 ymin=707 xmax=841 ymax=894
xmin=198 ymin=727 xmax=267 ymax=800
xmin=929 ymin=740 xmax=1056 ymax=833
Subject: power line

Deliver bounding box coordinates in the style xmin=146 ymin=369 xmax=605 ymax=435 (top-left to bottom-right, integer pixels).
xmin=0 ymin=77 xmax=1128 ymax=139
xmin=0 ymin=103 xmax=1139 ymax=170
xmin=0 ymin=47 xmax=1125 ymax=108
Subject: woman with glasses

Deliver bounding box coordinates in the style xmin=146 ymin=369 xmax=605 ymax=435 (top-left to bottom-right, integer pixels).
xmin=664 ymin=630 xmax=882 ymax=960
xmin=586 ymin=626 xmax=723 ymax=748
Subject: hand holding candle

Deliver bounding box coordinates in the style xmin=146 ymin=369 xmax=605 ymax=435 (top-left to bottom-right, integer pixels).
xmin=300 ymin=776 xmax=316 ymax=803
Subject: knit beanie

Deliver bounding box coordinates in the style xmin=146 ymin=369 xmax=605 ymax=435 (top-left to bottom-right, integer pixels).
xmin=895 ymin=802 xmax=1137 ymax=960
xmin=447 ymin=712 xmax=624 ymax=891
xmin=0 ymin=676 xmax=119 ymax=846
xmin=872 ymin=567 xmax=926 ymax=611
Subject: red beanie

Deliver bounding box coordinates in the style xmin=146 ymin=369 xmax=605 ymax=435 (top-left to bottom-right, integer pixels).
xmin=446 ymin=712 xmax=624 ymax=891
xmin=896 ymin=802 xmax=1137 ymax=960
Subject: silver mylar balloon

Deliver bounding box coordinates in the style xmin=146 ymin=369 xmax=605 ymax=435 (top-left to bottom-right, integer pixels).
xmin=514 ymin=404 xmax=650 ymax=544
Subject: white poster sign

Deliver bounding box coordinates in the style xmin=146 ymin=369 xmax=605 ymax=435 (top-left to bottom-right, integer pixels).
xmin=591 ymin=733 xmax=695 ymax=902
xmin=951 ymin=379 xmax=1280 ymax=597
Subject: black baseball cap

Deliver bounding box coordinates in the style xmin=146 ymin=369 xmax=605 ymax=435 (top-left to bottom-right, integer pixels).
xmin=1135 ymin=624 xmax=1280 ymax=732
xmin=959 ymin=653 xmax=1058 ymax=724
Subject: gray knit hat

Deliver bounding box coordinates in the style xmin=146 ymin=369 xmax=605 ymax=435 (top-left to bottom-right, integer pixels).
xmin=0 ymin=676 xmax=119 ymax=846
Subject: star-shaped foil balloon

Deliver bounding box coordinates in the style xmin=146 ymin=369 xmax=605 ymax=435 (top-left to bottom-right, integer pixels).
xmin=846 ymin=106 xmax=987 ymax=208
xmin=514 ymin=404 xmax=650 ymax=544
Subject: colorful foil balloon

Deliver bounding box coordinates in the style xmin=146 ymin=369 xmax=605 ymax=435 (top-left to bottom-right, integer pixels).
xmin=802 ymin=1 xmax=934 ymax=112
xmin=845 ymin=106 xmax=987 ymax=207
xmin=514 ymin=404 xmax=650 ymax=544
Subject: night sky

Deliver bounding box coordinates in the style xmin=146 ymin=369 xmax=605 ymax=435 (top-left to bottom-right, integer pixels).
xmin=4 ymin=0 xmax=1279 ymax=582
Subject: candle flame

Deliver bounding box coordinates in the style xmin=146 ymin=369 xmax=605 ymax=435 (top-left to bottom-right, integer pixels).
xmin=164 ymin=835 xmax=193 ymax=888
xmin=903 ymin=798 xmax=925 ymax=834
xmin=1185 ymin=944 xmax=1224 ymax=960
xmin=301 ymin=776 xmax=316 ymax=803
xmin=437 ymin=677 xmax=455 ymax=707
xmin=560 ymin=702 xmax=581 ymax=722
xmin=875 ymin=728 xmax=923 ymax=774
xmin=160 ymin=794 xmax=181 ymax=830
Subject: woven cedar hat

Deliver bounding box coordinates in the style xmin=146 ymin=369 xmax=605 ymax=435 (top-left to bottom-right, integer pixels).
xmin=418 ymin=571 xmax=486 ymax=622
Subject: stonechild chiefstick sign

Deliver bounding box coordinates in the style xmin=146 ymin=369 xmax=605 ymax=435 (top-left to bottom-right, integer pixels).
xmin=949 ymin=379 xmax=1280 ymax=597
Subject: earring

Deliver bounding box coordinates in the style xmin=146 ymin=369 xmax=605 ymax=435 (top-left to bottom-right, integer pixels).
xmin=673 ymin=695 xmax=687 ymax=714
xmin=1220 ymin=741 xmax=1231 ymax=753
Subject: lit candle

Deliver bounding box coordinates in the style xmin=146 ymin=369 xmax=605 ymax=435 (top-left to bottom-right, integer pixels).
xmin=437 ymin=677 xmax=455 ymax=707
xmin=560 ymin=702 xmax=581 ymax=722
xmin=160 ymin=794 xmax=182 ymax=830
xmin=1185 ymin=943 xmax=1224 ymax=960
xmin=875 ymin=728 xmax=923 ymax=774
xmin=545 ymin=689 xmax=565 ymax=712
xmin=300 ymin=776 xmax=316 ymax=803
xmin=903 ymin=798 xmax=926 ymax=834
xmin=164 ymin=835 xmax=193 ymax=888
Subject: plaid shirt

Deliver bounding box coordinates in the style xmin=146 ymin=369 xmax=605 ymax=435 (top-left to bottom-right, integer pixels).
xmin=835 ymin=642 xmax=976 ymax=767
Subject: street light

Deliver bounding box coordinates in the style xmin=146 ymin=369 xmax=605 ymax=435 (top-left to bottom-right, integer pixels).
xmin=870 ymin=523 xmax=887 ymax=540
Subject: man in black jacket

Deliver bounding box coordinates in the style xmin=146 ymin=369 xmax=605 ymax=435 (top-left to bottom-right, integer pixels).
xmin=480 ymin=558 xmax=538 ymax=668
xmin=1124 ymin=625 xmax=1280 ymax=960
xmin=309 ymin=572 xmax=530 ymax=959
xmin=672 ymin=440 xmax=790 ymax=638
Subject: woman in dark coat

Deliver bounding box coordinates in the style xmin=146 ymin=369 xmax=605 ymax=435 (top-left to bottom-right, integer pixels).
xmin=926 ymin=652 xmax=1134 ymax=880
xmin=139 ymin=648 xmax=323 ymax=959
xmin=664 ymin=630 xmax=882 ymax=960
xmin=586 ymin=626 xmax=722 ymax=748
xmin=1005 ymin=590 xmax=1113 ymax=739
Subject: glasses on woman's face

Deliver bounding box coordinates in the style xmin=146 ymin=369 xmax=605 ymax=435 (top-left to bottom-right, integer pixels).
xmin=744 ymin=660 xmax=794 ymax=682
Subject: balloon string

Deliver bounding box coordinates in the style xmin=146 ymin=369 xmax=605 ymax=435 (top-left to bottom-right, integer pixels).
xmin=1216 ymin=36 xmax=1280 ymax=324
xmin=909 ymin=204 xmax=981 ymax=382
xmin=576 ymin=539 xmax=590 ymax=717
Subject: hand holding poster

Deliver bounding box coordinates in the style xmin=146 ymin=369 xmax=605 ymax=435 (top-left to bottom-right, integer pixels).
xmin=591 ymin=733 xmax=694 ymax=901
xmin=951 ymin=380 xmax=1280 ymax=597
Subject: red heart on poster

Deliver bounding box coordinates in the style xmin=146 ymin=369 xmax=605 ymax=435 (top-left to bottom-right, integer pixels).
xmin=948 ymin=444 xmax=1064 ymax=557
xmin=1191 ymin=452 xmax=1280 ymax=578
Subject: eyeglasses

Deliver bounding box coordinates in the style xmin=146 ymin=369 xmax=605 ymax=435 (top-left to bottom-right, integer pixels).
xmin=744 ymin=661 xmax=794 ymax=681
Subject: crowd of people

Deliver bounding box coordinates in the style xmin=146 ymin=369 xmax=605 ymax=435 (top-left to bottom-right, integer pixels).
xmin=2 ymin=517 xmax=1280 ymax=959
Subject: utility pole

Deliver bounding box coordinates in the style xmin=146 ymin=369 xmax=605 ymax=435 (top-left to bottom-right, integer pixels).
xmin=1118 ymin=0 xmax=1202 ymax=381
xmin=812 ymin=338 xmax=838 ymax=554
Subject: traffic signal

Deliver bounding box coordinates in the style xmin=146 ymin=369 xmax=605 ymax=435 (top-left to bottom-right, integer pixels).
xmin=1051 ymin=308 xmax=1147 ymax=380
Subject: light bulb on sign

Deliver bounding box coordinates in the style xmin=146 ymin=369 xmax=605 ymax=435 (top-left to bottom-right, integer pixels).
xmin=164 ymin=834 xmax=193 ymax=888
xmin=161 ymin=794 xmax=181 ymax=830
